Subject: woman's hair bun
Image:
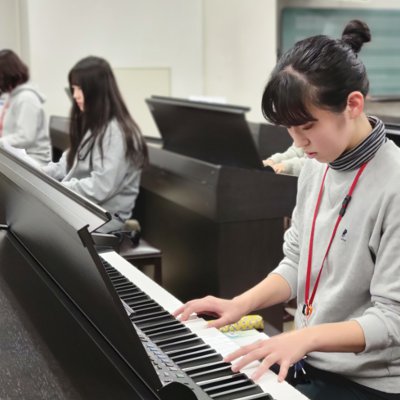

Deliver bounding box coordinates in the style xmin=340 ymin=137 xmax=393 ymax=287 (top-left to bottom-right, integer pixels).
xmin=342 ymin=19 xmax=371 ymax=53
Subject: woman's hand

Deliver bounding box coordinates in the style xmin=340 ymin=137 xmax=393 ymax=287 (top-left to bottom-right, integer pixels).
xmin=173 ymin=295 xmax=248 ymax=329
xmin=224 ymin=329 xmax=310 ymax=382
xmin=263 ymin=158 xmax=275 ymax=167
xmin=272 ymin=163 xmax=286 ymax=174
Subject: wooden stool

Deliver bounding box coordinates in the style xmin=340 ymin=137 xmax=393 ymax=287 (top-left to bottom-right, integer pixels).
xmin=119 ymin=237 xmax=162 ymax=285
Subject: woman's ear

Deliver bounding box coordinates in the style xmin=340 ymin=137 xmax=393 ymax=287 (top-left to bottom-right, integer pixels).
xmin=346 ymin=91 xmax=365 ymax=119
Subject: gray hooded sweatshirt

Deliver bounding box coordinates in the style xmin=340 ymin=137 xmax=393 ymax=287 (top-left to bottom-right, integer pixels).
xmin=43 ymin=119 xmax=141 ymax=233
xmin=0 ymin=83 xmax=51 ymax=165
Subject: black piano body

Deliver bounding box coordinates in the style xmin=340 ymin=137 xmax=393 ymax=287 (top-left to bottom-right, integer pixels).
xmin=135 ymin=96 xmax=297 ymax=331
xmin=135 ymin=145 xmax=297 ymax=330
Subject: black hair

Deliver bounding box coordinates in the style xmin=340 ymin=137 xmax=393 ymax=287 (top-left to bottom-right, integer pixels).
xmin=0 ymin=49 xmax=29 ymax=93
xmin=67 ymin=56 xmax=148 ymax=170
xmin=262 ymin=20 xmax=371 ymax=127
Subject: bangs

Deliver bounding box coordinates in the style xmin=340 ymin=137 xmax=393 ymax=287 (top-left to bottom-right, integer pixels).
xmin=261 ymin=70 xmax=317 ymax=127
xmin=68 ymin=69 xmax=83 ymax=88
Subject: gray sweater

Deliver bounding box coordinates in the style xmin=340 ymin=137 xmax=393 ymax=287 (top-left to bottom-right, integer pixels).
xmin=43 ymin=120 xmax=141 ymax=233
xmin=0 ymin=83 xmax=51 ymax=165
xmin=268 ymin=144 xmax=305 ymax=176
xmin=273 ymin=139 xmax=400 ymax=393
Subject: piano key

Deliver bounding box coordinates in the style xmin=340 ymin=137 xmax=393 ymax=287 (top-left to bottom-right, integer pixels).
xmin=170 ymin=347 xmax=214 ymax=361
xmin=141 ymin=320 xmax=182 ymax=333
xmin=157 ymin=336 xmax=204 ymax=351
xmin=130 ymin=311 xmax=172 ymax=323
xmin=165 ymin=343 xmax=209 ymax=356
xmin=228 ymin=394 xmax=272 ymax=400
xmin=188 ymin=362 xmax=233 ymax=380
xmin=209 ymin=384 xmax=259 ymax=397
xmin=175 ymin=352 xmax=224 ymax=367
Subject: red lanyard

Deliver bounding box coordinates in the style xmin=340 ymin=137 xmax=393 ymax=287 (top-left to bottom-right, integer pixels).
xmin=303 ymin=162 xmax=368 ymax=317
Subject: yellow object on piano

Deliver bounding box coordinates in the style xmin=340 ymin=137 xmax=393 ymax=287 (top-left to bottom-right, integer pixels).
xmin=218 ymin=315 xmax=264 ymax=333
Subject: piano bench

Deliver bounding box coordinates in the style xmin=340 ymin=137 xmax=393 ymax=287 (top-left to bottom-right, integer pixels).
xmin=119 ymin=238 xmax=162 ymax=285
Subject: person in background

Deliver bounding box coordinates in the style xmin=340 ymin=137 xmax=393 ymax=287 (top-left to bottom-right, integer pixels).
xmin=43 ymin=56 xmax=148 ymax=233
xmin=0 ymin=49 xmax=51 ymax=165
xmin=175 ymin=20 xmax=400 ymax=400
xmin=263 ymin=143 xmax=305 ymax=176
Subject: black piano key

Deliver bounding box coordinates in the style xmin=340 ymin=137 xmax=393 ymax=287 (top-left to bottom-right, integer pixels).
xmin=120 ymin=293 xmax=147 ymax=301
xmin=130 ymin=305 xmax=162 ymax=314
xmin=119 ymin=289 xmax=144 ymax=297
xmin=126 ymin=298 xmax=157 ymax=307
xmin=114 ymin=283 xmax=137 ymax=292
xmin=147 ymin=326 xmax=189 ymax=341
xmin=208 ymin=383 xmax=260 ymax=399
xmin=157 ymin=336 xmax=203 ymax=351
xmin=198 ymin=373 xmax=244 ymax=386
xmin=117 ymin=287 xmax=145 ymax=296
xmin=171 ymin=346 xmax=215 ymax=360
xmin=175 ymin=352 xmax=223 ymax=367
xmin=127 ymin=301 xmax=158 ymax=310
xmin=110 ymin=276 xmax=129 ymax=283
xmin=131 ymin=309 xmax=167 ymax=319
xmin=203 ymin=376 xmax=250 ymax=393
xmin=234 ymin=394 xmax=274 ymax=400
xmin=153 ymin=332 xmax=197 ymax=346
xmin=105 ymin=270 xmax=121 ymax=278
xmin=183 ymin=360 xmax=247 ymax=383
xmin=170 ymin=347 xmax=214 ymax=362
xmin=183 ymin=360 xmax=231 ymax=373
xmin=141 ymin=320 xmax=182 ymax=333
xmin=166 ymin=343 xmax=210 ymax=357
xmin=130 ymin=311 xmax=172 ymax=324
xmin=112 ymin=280 xmax=132 ymax=288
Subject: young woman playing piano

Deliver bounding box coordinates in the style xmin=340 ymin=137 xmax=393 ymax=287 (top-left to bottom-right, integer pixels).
xmin=43 ymin=56 xmax=148 ymax=233
xmin=175 ymin=20 xmax=400 ymax=400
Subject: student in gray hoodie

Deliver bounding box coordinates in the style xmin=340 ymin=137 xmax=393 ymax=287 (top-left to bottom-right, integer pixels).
xmin=0 ymin=49 xmax=51 ymax=165
xmin=43 ymin=56 xmax=148 ymax=233
xmin=175 ymin=21 xmax=400 ymax=399
xmin=263 ymin=143 xmax=305 ymax=176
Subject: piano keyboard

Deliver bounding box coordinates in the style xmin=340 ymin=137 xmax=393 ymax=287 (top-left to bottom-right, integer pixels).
xmin=100 ymin=251 xmax=308 ymax=400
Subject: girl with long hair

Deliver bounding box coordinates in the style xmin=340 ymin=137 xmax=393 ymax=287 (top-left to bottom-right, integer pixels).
xmin=44 ymin=56 xmax=148 ymax=232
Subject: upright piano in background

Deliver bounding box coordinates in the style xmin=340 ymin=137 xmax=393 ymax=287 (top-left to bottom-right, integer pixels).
xmin=135 ymin=97 xmax=297 ymax=330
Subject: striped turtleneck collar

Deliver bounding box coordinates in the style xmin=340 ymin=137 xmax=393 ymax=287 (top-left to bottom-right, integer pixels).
xmin=329 ymin=116 xmax=386 ymax=171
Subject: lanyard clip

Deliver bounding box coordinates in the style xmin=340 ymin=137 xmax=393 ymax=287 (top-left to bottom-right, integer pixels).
xmin=302 ymin=303 xmax=313 ymax=317
xmin=339 ymin=195 xmax=352 ymax=217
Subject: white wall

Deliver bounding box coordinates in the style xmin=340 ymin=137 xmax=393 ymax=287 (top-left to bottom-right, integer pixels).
xmin=0 ymin=0 xmax=21 ymax=53
xmin=19 ymin=0 xmax=203 ymax=135
xmin=203 ymin=0 xmax=278 ymax=123
xmin=0 ymin=0 xmax=282 ymax=128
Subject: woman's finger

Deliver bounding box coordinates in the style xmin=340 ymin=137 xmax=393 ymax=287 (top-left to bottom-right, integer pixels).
xmin=277 ymin=360 xmax=290 ymax=383
xmin=251 ymin=354 xmax=277 ymax=381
